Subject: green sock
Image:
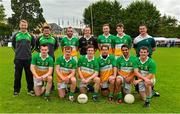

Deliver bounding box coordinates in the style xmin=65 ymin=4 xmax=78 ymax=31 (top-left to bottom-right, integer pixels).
xmin=117 ymin=92 xmax=123 ymax=99
xmin=146 ymin=96 xmax=151 ymax=102
xmin=69 ymin=92 xmax=74 ymax=96
xmin=93 ymin=92 xmax=98 ymax=97
xmin=44 ymin=92 xmax=49 ymax=97
xmin=108 ymin=93 xmax=113 ymax=97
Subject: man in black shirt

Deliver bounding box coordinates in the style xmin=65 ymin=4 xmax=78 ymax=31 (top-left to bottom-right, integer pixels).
xmin=79 ymin=26 xmax=98 ymax=55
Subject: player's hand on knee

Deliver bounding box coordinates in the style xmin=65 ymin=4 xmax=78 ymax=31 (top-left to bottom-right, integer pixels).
xmin=133 ymin=80 xmax=139 ymax=85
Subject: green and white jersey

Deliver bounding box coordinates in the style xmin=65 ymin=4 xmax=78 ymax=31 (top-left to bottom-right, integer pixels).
xmin=114 ymin=34 xmax=132 ymax=56
xmin=133 ymin=34 xmax=156 ymax=57
xmin=97 ymin=34 xmax=115 ymax=54
xmin=61 ymin=36 xmax=79 ymax=56
xmin=36 ymin=35 xmax=58 ymax=57
xmin=78 ymin=55 xmax=99 ymax=78
xmin=56 ymin=56 xmax=77 ymax=83
xmin=98 ymin=54 xmax=116 ymax=82
xmin=31 ymin=53 xmax=54 ymax=70
xmin=116 ymin=55 xmax=136 ymax=77
xmin=134 ymin=57 xmax=156 ymax=77
xmin=56 ymin=56 xmax=77 ymax=73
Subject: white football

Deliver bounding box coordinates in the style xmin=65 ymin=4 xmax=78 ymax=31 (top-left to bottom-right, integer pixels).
xmin=77 ymin=94 xmax=88 ymax=104
xmin=124 ymin=94 xmax=135 ymax=104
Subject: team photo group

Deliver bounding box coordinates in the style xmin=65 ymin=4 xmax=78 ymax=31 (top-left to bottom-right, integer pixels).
xmin=12 ymin=19 xmax=160 ymax=108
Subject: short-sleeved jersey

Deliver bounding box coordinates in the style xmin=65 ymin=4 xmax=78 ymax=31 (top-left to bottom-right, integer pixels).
xmin=97 ymin=34 xmax=115 ymax=54
xmin=134 ymin=57 xmax=156 ymax=78
xmin=36 ymin=35 xmax=58 ymax=58
xmin=98 ymin=54 xmax=116 ymax=82
xmin=133 ymin=35 xmax=156 ymax=57
xmin=116 ymin=55 xmax=136 ymax=77
xmin=114 ymin=34 xmax=132 ymax=56
xmin=61 ymin=36 xmax=79 ymax=56
xmin=78 ymin=55 xmax=99 ymax=78
xmin=31 ymin=53 xmax=54 ymax=76
xmin=56 ymin=56 xmax=77 ymax=83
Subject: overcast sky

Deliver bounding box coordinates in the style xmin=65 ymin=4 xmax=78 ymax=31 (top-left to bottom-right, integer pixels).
xmin=1 ymin=0 xmax=180 ymax=27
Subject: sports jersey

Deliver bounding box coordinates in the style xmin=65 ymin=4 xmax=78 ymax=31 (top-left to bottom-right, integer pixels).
xmin=134 ymin=57 xmax=156 ymax=78
xmin=79 ymin=36 xmax=98 ymax=55
xmin=56 ymin=56 xmax=77 ymax=83
xmin=31 ymin=53 xmax=54 ymax=76
xmin=133 ymin=34 xmax=156 ymax=57
xmin=116 ymin=55 xmax=136 ymax=77
xmin=78 ymin=55 xmax=99 ymax=78
xmin=98 ymin=54 xmax=116 ymax=82
xmin=114 ymin=34 xmax=132 ymax=56
xmin=97 ymin=34 xmax=115 ymax=54
xmin=36 ymin=35 xmax=58 ymax=58
xmin=61 ymin=36 xmax=79 ymax=56
xmin=12 ymin=31 xmax=35 ymax=60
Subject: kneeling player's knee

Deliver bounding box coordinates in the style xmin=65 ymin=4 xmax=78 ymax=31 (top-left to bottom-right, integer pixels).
xmin=109 ymin=78 xmax=115 ymax=84
xmin=47 ymin=76 xmax=52 ymax=82
xmin=116 ymin=78 xmax=122 ymax=84
xmin=94 ymin=77 xmax=100 ymax=84
xmin=70 ymin=77 xmax=76 ymax=83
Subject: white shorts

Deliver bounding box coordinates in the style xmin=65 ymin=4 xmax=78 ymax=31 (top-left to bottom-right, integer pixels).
xmin=33 ymin=78 xmax=43 ymax=87
xmin=138 ymin=78 xmax=156 ymax=92
xmin=117 ymin=75 xmax=132 ymax=93
xmin=57 ymin=82 xmax=67 ymax=90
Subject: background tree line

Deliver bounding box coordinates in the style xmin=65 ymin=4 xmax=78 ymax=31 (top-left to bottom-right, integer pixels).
xmin=83 ymin=0 xmax=180 ymax=38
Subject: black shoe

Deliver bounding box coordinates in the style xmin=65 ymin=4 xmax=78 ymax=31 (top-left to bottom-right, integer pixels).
xmin=153 ymin=91 xmax=160 ymax=97
xmin=13 ymin=92 xmax=19 ymax=97
xmin=144 ymin=101 xmax=150 ymax=108
xmin=27 ymin=90 xmax=35 ymax=96
xmin=92 ymin=96 xmax=99 ymax=102
xmin=108 ymin=96 xmax=113 ymax=102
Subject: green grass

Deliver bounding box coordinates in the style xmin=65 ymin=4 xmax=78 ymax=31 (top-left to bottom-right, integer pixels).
xmin=0 ymin=47 xmax=180 ymax=113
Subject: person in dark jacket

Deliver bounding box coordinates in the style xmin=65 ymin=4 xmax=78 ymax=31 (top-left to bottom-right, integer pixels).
xmin=12 ymin=19 xmax=35 ymax=96
xmin=79 ymin=26 xmax=98 ymax=55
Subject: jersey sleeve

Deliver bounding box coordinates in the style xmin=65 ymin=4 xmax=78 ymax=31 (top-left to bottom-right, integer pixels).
xmin=97 ymin=35 xmax=101 ymax=44
xmin=76 ymin=38 xmax=79 ymax=47
xmin=78 ymin=56 xmax=83 ymax=67
xmin=133 ymin=57 xmax=139 ymax=69
xmin=48 ymin=57 xmax=54 ymax=67
xmin=60 ymin=38 xmax=65 ymax=47
xmin=111 ymin=55 xmax=116 ymax=67
xmin=149 ymin=60 xmax=156 ymax=74
xmin=31 ymin=53 xmax=38 ymax=65
xmin=55 ymin=57 xmax=61 ymax=65
xmin=128 ymin=35 xmax=132 ymax=48
xmin=72 ymin=59 xmax=77 ymax=69
xmin=94 ymin=59 xmax=99 ymax=72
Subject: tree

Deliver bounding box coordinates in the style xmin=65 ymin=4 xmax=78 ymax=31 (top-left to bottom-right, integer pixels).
xmin=157 ymin=15 xmax=179 ymax=38
xmin=9 ymin=0 xmax=46 ymax=31
xmin=83 ymin=0 xmax=123 ymax=36
xmin=0 ymin=4 xmax=6 ymax=22
xmin=123 ymin=0 xmax=161 ymax=38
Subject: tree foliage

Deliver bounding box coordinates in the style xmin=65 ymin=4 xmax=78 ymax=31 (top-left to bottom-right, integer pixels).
xmin=83 ymin=0 xmax=123 ymax=36
xmin=157 ymin=15 xmax=180 ymax=38
xmin=123 ymin=0 xmax=161 ymax=38
xmin=0 ymin=4 xmax=6 ymax=22
xmin=8 ymin=0 xmax=46 ymax=31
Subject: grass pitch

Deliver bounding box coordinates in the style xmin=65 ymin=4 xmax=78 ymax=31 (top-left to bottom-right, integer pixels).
xmin=0 ymin=47 xmax=180 ymax=113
